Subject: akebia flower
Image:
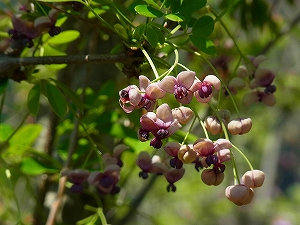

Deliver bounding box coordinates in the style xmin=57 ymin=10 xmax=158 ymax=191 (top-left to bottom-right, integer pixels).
xmin=163 ymin=167 xmax=185 ymax=192
xmin=119 ymin=76 xmax=165 ymax=113
xmin=62 ymin=169 xmax=90 ymax=193
xmin=191 ymin=75 xmax=221 ymax=103
xmin=158 ymin=71 xmax=196 ymax=104
xmin=140 ymin=104 xmax=182 ymax=149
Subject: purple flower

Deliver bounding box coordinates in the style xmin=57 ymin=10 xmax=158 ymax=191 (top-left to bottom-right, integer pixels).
xmin=190 ymin=75 xmax=221 ymax=103
xmin=140 ymin=104 xmax=182 ymax=148
xmin=119 ymin=76 xmax=165 ymax=113
xmin=159 ymin=71 xmax=196 ymax=104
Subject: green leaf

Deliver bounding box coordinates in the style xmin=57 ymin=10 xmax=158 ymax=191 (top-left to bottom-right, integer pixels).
xmin=44 ymin=82 xmax=68 ymax=117
xmin=0 ymin=124 xmax=13 ymax=141
xmin=42 ymin=45 xmax=67 ymax=69
xmin=174 ymin=0 xmax=207 ymax=14
xmin=192 ymin=16 xmax=214 ymax=37
xmin=189 ymin=35 xmax=216 ymax=55
xmin=47 ymin=30 xmax=80 ymax=45
xmin=10 ymin=124 xmax=43 ymax=146
xmin=165 ymin=14 xmax=185 ymax=22
xmin=133 ymin=24 xmax=146 ymax=40
xmin=143 ymin=0 xmax=160 ymax=9
xmin=37 ymin=0 xmax=83 ymax=3
xmin=114 ymin=24 xmax=128 ymax=40
xmin=150 ymin=25 xmax=165 ymax=45
xmin=27 ymin=84 xmax=40 ymax=116
xmin=51 ymin=79 xmax=84 ymax=112
xmin=135 ymin=5 xmax=164 ymax=18
xmin=21 ymin=158 xmax=59 ymax=176
xmin=146 ymin=25 xmax=158 ymax=47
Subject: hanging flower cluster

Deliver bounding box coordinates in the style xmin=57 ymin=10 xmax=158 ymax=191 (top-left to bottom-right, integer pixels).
xmin=118 ymin=63 xmax=270 ymax=204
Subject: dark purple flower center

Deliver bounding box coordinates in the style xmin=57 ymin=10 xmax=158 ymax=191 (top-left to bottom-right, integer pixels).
xmin=138 ymin=128 xmax=149 ymax=141
xmin=49 ymin=26 xmax=61 ymax=37
xmin=170 ymin=157 xmax=183 ymax=169
xmin=100 ymin=176 xmax=114 ymax=188
xmin=213 ymin=163 xmax=226 ymax=174
xmin=198 ymin=81 xmax=213 ymax=98
xmin=139 ymin=96 xmax=151 ymax=110
xmin=150 ymin=137 xmax=163 ymax=149
xmin=205 ymin=154 xmax=219 ymax=166
xmin=156 ymin=129 xmax=169 ymax=139
xmin=120 ymin=89 xmax=129 ymax=99
xmin=174 ymin=84 xmax=188 ymax=99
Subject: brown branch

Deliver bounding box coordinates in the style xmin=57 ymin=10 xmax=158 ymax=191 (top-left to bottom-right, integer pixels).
xmin=0 ymin=53 xmax=144 ymax=79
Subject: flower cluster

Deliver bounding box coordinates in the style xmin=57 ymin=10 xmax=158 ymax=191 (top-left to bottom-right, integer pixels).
xmin=8 ymin=8 xmax=61 ymax=48
xmin=118 ymin=63 xmax=270 ymax=204
xmin=62 ymin=144 xmax=128 ymax=195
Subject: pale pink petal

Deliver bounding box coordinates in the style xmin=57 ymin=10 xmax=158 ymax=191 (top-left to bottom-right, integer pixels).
xmin=140 ymin=112 xmax=159 ymax=131
xmin=217 ymin=149 xmax=231 ymax=163
xmin=139 ymin=75 xmax=151 ymax=92
xmin=146 ymin=83 xmax=166 ymax=100
xmin=177 ymin=71 xmax=196 ymax=89
xmin=190 ymin=80 xmax=202 ymax=92
xmin=156 ymin=104 xmax=173 ymax=123
xmin=129 ymin=88 xmax=142 ymax=106
xmin=214 ymin=139 xmax=232 ymax=152
xmin=176 ymin=92 xmax=193 ymax=104
xmin=204 ymin=75 xmax=221 ymax=90
xmin=167 ymin=120 xmax=182 ymax=136
xmin=158 ymin=76 xmax=177 ymax=93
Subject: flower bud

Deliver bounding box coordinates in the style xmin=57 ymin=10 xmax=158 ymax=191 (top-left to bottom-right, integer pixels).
xmin=201 ymin=169 xmax=224 ymax=186
xmin=227 ymin=118 xmax=252 ymax=135
xmin=204 ymin=116 xmax=222 ymax=135
xmin=261 ymin=93 xmax=276 ymax=106
xmin=225 ymin=184 xmax=253 ymax=205
xmin=242 ymin=170 xmax=265 ymax=188
xmin=172 ymin=106 xmax=194 ymax=124
xmin=236 ymin=65 xmax=250 ymax=78
xmin=178 ymin=144 xmax=197 ymax=163
xmin=252 ymin=55 xmax=267 ymax=67
xmin=228 ymin=77 xmax=246 ymax=94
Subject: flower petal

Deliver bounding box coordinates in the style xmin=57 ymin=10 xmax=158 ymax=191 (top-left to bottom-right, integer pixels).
xmin=156 ymin=103 xmax=173 ymax=123
xmin=204 ymin=75 xmax=221 ymax=90
xmin=140 ymin=112 xmax=158 ymax=131
xmin=177 ymin=71 xmax=196 ymax=89
xmin=167 ymin=120 xmax=182 ymax=136
xmin=164 ymin=142 xmax=181 ymax=157
xmin=139 ymin=75 xmax=151 ymax=92
xmin=158 ymin=76 xmax=177 ymax=93
xmin=176 ymin=92 xmax=193 ymax=104
xmin=129 ymin=88 xmax=142 ymax=106
xmin=146 ymin=83 xmax=166 ymax=100
xmin=194 ymin=92 xmax=212 ymax=103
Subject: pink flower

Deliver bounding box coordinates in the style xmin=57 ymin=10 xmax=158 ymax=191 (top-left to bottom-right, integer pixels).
xmin=119 ymin=76 xmax=165 ymax=113
xmin=158 ymin=71 xmax=196 ymax=104
xmin=140 ymin=104 xmax=182 ymax=148
xmin=191 ymin=75 xmax=221 ymax=103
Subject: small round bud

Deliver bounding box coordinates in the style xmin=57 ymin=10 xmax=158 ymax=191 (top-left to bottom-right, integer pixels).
xmin=172 ymin=106 xmax=194 ymax=124
xmin=242 ymin=170 xmax=265 ymax=188
xmin=236 ymin=65 xmax=250 ymax=78
xmin=225 ymin=184 xmax=254 ymax=205
xmin=227 ymin=118 xmax=252 ymax=135
xmin=228 ymin=77 xmax=247 ymax=95
xmin=177 ymin=144 xmax=197 ymax=163
xmin=204 ymin=116 xmax=222 ymax=135
xmin=201 ymin=168 xmax=224 ymax=186
xmin=261 ymin=93 xmax=276 ymax=106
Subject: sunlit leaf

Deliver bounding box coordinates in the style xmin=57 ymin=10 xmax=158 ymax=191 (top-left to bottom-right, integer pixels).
xmin=21 ymin=158 xmax=59 ymax=176
xmin=47 ymin=30 xmax=80 ymax=45
xmin=189 ymin=35 xmax=216 ymax=55
xmin=135 ymin=5 xmax=164 ymax=18
xmin=10 ymin=124 xmax=43 ymax=146
xmin=27 ymin=84 xmax=40 ymax=116
xmin=143 ymin=0 xmax=160 ymax=9
xmin=165 ymin=14 xmax=185 ymax=22
xmin=44 ymin=82 xmax=68 ymax=117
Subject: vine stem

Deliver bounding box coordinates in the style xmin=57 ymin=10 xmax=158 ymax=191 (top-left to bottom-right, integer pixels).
xmin=181 ymin=116 xmax=197 ymax=145
xmin=140 ymin=45 xmax=159 ymax=79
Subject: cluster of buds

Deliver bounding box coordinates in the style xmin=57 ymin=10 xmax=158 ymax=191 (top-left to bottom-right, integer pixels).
xmin=62 ymin=144 xmax=128 ymax=195
xmin=229 ymin=55 xmax=276 ymax=106
xmin=8 ymin=7 xmax=61 ymax=48
xmin=226 ymin=170 xmax=265 ymax=205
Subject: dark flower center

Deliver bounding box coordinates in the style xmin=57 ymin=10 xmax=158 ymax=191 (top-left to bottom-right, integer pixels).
xmin=198 ymin=81 xmax=213 ymax=98
xmin=150 ymin=137 xmax=163 ymax=149
xmin=174 ymin=84 xmax=188 ymax=99
xmin=100 ymin=176 xmax=114 ymax=188
xmin=156 ymin=129 xmax=169 ymax=139
xmin=205 ymin=154 xmax=219 ymax=166
xmin=139 ymin=96 xmax=151 ymax=109
xmin=120 ymin=89 xmax=129 ymax=99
